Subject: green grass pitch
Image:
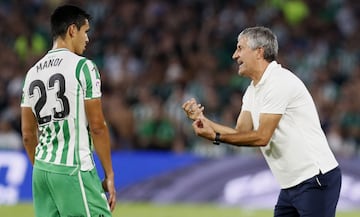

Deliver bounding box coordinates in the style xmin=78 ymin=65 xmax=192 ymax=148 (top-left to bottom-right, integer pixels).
xmin=1 ymin=203 xmax=359 ymax=217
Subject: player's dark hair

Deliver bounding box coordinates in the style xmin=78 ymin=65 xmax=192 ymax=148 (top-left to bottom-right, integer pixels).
xmin=50 ymin=5 xmax=91 ymax=40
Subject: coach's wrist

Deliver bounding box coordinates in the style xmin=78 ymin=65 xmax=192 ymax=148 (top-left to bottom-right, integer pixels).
xmin=213 ymin=132 xmax=221 ymax=145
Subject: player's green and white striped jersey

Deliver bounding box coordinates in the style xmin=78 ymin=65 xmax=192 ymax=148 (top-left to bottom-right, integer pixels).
xmin=21 ymin=48 xmax=101 ymax=172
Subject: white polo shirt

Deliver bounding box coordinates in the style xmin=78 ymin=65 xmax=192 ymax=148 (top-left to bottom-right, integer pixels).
xmin=242 ymin=61 xmax=338 ymax=189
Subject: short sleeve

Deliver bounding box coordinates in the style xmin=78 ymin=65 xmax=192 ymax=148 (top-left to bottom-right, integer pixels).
xmin=261 ymin=82 xmax=291 ymax=114
xmin=20 ymin=73 xmax=31 ymax=107
xmin=241 ymin=86 xmax=251 ymax=112
xmin=77 ymin=59 xmax=102 ymax=100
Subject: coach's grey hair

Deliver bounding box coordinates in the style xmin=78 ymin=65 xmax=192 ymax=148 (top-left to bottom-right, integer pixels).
xmin=238 ymin=26 xmax=278 ymax=62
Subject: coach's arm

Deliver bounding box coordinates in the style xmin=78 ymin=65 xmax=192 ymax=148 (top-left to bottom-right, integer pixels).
xmin=193 ymin=111 xmax=281 ymax=147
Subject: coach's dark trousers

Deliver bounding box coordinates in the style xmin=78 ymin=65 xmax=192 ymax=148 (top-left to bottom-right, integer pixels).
xmin=274 ymin=167 xmax=342 ymax=217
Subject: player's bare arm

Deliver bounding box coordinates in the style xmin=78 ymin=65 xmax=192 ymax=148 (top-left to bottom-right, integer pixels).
xmin=21 ymin=107 xmax=38 ymax=165
xmin=85 ymin=98 xmax=116 ymax=211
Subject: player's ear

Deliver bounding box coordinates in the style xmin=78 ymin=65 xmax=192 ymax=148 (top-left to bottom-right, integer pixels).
xmin=67 ymin=24 xmax=77 ymax=38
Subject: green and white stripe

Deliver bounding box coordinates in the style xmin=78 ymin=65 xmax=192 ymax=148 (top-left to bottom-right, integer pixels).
xmin=21 ymin=48 xmax=102 ymax=173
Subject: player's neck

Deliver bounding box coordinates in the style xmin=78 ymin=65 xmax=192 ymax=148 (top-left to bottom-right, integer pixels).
xmin=52 ymin=38 xmax=74 ymax=53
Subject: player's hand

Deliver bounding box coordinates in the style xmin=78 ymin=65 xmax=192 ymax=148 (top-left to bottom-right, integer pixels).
xmin=102 ymin=177 xmax=116 ymax=212
xmin=182 ymin=98 xmax=204 ymax=120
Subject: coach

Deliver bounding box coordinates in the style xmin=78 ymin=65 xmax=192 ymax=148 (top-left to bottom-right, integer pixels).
xmin=182 ymin=26 xmax=341 ymax=217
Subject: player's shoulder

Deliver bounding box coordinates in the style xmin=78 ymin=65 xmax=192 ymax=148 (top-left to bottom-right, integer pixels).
xmin=61 ymin=49 xmax=88 ymax=63
xmin=79 ymin=58 xmax=100 ymax=74
xmin=46 ymin=48 xmax=91 ymax=63
xmin=31 ymin=49 xmax=83 ymax=65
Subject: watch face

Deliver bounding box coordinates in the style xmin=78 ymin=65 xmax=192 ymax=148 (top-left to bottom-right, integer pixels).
xmin=213 ymin=132 xmax=220 ymax=145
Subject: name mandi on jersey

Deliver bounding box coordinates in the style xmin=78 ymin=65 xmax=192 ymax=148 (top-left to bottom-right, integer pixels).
xmin=36 ymin=58 xmax=63 ymax=72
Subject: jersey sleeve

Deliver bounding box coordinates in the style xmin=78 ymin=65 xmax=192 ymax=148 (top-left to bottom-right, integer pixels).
xmin=20 ymin=71 xmax=31 ymax=108
xmin=77 ymin=59 xmax=102 ymax=100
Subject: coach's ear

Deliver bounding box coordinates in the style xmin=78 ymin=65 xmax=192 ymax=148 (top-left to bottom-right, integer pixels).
xmin=256 ymin=47 xmax=265 ymax=60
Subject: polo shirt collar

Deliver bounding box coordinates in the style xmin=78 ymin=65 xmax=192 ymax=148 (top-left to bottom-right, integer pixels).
xmin=252 ymin=61 xmax=278 ymax=88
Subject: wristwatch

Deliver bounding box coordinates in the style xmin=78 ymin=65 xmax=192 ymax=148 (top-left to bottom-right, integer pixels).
xmin=213 ymin=132 xmax=221 ymax=145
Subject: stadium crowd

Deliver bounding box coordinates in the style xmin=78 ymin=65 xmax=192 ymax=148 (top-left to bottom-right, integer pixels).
xmin=0 ymin=0 xmax=359 ymax=157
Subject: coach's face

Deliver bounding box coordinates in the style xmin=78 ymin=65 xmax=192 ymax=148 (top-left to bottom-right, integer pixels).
xmin=232 ymin=36 xmax=258 ymax=78
xmin=72 ymin=19 xmax=90 ymax=55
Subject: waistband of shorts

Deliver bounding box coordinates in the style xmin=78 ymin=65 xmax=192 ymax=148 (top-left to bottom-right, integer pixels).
xmin=34 ymin=159 xmax=79 ymax=175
